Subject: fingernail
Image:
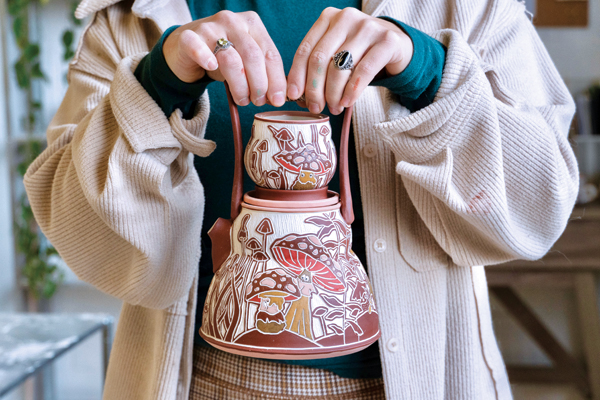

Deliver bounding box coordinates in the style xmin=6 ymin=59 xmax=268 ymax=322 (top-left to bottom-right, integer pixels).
xmin=239 ymin=97 xmax=250 ymax=106
xmin=287 ymin=83 xmax=299 ymax=100
xmin=329 ymin=106 xmax=341 ymax=115
xmin=272 ymin=92 xmax=285 ymax=107
xmin=308 ymin=102 xmax=320 ymax=114
xmin=207 ymin=58 xmax=217 ymax=70
xmin=340 ymin=97 xmax=350 ymax=108
xmin=255 ymin=95 xmax=266 ymax=106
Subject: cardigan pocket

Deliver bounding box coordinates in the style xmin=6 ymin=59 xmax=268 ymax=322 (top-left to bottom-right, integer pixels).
xmin=395 ymin=175 xmax=450 ymax=272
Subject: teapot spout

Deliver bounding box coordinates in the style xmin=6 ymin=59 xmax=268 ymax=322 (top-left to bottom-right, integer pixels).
xmin=208 ymin=218 xmax=233 ymax=273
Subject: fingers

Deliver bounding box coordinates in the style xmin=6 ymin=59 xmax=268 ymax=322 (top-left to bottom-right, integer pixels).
xmin=323 ymin=35 xmax=375 ymax=114
xmin=211 ymin=10 xmax=286 ymax=107
xmin=214 ymin=43 xmax=251 ymax=106
xmin=339 ymin=41 xmax=394 ymax=110
xmin=244 ymin=12 xmax=287 ymax=107
xmin=287 ymin=8 xmax=412 ymax=115
xmin=169 ymin=10 xmax=286 ymax=107
xmin=178 ymin=30 xmax=218 ymax=72
xmin=163 ymin=29 xmax=215 ymax=83
xmin=225 ymin=33 xmax=267 ymax=106
xmin=302 ymin=29 xmax=348 ymax=114
xmin=289 ymin=7 xmax=380 ymax=114
xmin=286 ymin=7 xmax=336 ymax=101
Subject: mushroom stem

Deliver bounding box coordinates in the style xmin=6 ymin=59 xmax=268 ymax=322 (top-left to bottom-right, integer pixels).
xmin=311 ymin=125 xmax=318 ymax=150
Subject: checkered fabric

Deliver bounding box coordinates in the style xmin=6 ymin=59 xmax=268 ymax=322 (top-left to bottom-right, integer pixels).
xmin=189 ymin=346 xmax=386 ymax=399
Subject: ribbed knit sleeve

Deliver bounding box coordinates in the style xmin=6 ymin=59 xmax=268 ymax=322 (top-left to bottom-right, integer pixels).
xmin=23 ymin=9 xmax=215 ymax=309
xmin=374 ymin=10 xmax=578 ymax=266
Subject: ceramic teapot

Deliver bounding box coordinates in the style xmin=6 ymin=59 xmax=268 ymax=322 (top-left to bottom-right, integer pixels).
xmin=199 ymin=83 xmax=380 ymax=359
xmin=244 ymin=111 xmax=336 ymax=190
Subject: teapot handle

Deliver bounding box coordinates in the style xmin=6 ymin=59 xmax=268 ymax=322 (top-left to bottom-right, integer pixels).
xmin=224 ymin=82 xmax=244 ymax=220
xmin=207 ymin=82 xmax=243 ymax=273
xmin=339 ymin=105 xmax=354 ymax=225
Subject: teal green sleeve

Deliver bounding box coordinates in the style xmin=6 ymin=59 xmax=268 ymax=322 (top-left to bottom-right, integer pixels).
xmin=371 ymin=17 xmax=447 ymax=112
xmin=135 ymin=19 xmax=445 ymax=118
xmin=134 ymin=25 xmax=213 ymax=119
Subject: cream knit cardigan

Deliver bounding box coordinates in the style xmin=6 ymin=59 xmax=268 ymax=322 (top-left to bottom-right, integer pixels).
xmin=24 ymin=0 xmax=578 ymax=398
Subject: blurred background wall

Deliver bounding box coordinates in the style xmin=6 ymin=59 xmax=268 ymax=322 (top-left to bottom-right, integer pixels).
xmin=0 ymin=0 xmax=599 ymax=399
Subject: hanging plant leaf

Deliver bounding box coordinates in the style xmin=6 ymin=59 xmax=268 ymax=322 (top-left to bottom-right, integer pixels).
xmin=31 ymin=63 xmax=45 ymax=79
xmin=14 ymin=59 xmax=30 ymax=88
xmin=24 ymin=43 xmax=40 ymax=61
xmin=12 ymin=16 xmax=27 ymax=47
xmin=62 ymin=30 xmax=76 ymax=60
xmin=62 ymin=30 xmax=74 ymax=47
xmin=9 ymin=0 xmax=75 ymax=302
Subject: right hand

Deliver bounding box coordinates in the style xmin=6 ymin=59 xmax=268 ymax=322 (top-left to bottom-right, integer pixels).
xmin=163 ymin=11 xmax=287 ymax=107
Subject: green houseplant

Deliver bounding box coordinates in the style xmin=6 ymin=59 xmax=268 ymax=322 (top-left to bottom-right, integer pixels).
xmin=8 ymin=0 xmax=82 ymax=302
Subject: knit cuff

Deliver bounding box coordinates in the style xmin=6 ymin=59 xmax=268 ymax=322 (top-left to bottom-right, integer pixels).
xmin=372 ymin=17 xmax=447 ymax=112
xmin=373 ymin=29 xmax=484 ymax=164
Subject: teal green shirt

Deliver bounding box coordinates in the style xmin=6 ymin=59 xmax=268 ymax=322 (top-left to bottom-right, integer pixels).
xmin=134 ymin=1 xmax=445 ymax=380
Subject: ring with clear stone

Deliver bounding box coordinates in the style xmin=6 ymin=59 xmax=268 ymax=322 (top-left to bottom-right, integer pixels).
xmin=333 ymin=50 xmax=354 ymax=71
xmin=213 ymin=38 xmax=234 ymax=55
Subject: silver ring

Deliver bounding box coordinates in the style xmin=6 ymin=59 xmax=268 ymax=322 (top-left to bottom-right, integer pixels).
xmin=213 ymin=38 xmax=233 ymax=55
xmin=333 ymin=50 xmax=353 ymax=71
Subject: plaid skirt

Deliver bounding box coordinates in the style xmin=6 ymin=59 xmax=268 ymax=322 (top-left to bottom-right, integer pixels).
xmin=189 ymin=346 xmax=386 ymax=399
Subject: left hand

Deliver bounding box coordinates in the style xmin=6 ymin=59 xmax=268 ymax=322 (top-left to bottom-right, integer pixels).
xmin=286 ymin=7 xmax=413 ymax=115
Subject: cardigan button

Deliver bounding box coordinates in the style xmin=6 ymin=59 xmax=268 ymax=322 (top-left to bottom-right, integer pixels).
xmin=387 ymin=338 xmax=399 ymax=353
xmin=374 ymin=239 xmax=387 ymax=253
xmin=363 ymin=143 xmax=378 ymax=158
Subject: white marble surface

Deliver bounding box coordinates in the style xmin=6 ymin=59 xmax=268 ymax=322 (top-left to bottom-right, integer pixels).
xmin=0 ymin=313 xmax=112 ymax=397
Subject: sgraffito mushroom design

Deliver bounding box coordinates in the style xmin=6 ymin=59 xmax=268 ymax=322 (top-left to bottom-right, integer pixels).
xmin=245 ymin=269 xmax=300 ymax=334
xmin=256 ymin=218 xmax=274 ymax=250
xmin=292 ymin=168 xmax=317 ymax=190
xmin=249 ymin=140 xmax=268 ymax=184
xmin=268 ymin=125 xmax=295 ymax=152
xmin=271 ymin=234 xmax=345 ymax=293
xmin=274 ymin=142 xmax=333 ymax=176
xmin=271 ymin=234 xmax=344 ymax=339
xmin=285 ymin=268 xmax=317 ymax=339
xmin=266 ymin=125 xmax=334 ymax=190
xmin=237 ymin=214 xmax=250 ymax=256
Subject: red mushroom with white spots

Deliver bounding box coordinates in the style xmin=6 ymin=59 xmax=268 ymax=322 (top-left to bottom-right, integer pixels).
xmin=270 ymin=234 xmax=345 ymax=293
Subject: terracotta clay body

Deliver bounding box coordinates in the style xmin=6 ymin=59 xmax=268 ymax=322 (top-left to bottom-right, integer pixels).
xmin=200 ymin=84 xmax=379 ymax=359
xmin=200 ymin=199 xmax=380 ymax=358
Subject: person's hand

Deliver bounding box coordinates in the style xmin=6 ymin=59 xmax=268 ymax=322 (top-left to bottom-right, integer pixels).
xmin=163 ymin=11 xmax=287 ymax=107
xmin=286 ymin=7 xmax=413 ymax=115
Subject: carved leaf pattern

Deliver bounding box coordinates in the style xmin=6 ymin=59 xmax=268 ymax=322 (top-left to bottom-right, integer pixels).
xmin=325 ymin=309 xmax=344 ymax=320
xmin=313 ymin=306 xmax=328 ymax=318
xmin=347 ymin=304 xmax=362 ymax=318
xmin=346 ymin=320 xmax=364 ymax=336
xmin=329 ymin=324 xmax=343 ymax=335
xmin=321 ymin=293 xmax=343 ymax=308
